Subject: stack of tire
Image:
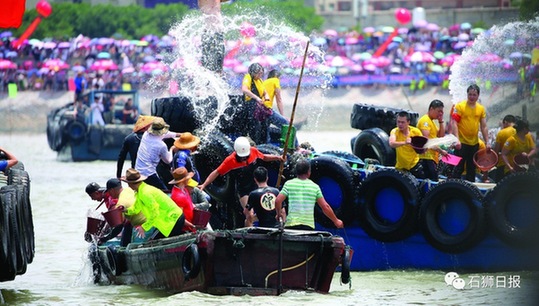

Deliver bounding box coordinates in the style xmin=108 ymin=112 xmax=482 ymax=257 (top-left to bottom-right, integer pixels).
xmin=46 ymin=104 xmax=87 ymax=152
xmin=350 ymin=103 xmax=419 ymax=166
xmin=0 ymin=162 xmax=35 ymax=282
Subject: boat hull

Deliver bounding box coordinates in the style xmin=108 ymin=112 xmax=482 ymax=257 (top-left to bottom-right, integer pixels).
xmin=91 ymin=228 xmax=345 ymax=295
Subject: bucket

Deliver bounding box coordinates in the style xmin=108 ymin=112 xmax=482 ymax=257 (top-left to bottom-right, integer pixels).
xmin=192 ymin=209 xmax=211 ymax=228
xmin=411 ymin=136 xmax=428 ymax=154
xmin=87 ymin=217 xmax=105 ymax=235
xmin=473 ymin=149 xmax=498 ymax=172
xmin=280 ymin=124 xmax=296 ymax=150
xmin=102 ymin=207 xmax=125 ymax=227
xmin=514 ymin=153 xmax=530 ymax=171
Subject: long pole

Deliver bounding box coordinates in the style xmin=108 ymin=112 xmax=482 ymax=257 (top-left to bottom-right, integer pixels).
xmin=276 ymin=41 xmax=310 ymax=188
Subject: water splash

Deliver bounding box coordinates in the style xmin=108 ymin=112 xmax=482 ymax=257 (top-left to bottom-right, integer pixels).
xmin=449 ymin=17 xmax=539 ymax=106
xmin=148 ymin=9 xmax=332 ymax=135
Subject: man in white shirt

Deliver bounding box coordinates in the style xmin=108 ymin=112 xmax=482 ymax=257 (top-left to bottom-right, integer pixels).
xmin=135 ymin=117 xmax=182 ymax=190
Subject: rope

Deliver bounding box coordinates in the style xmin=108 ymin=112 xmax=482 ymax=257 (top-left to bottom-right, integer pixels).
xmin=264 ymin=253 xmax=315 ymax=288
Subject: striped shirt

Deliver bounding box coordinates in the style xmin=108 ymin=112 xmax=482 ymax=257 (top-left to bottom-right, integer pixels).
xmin=280 ymin=178 xmax=323 ymax=229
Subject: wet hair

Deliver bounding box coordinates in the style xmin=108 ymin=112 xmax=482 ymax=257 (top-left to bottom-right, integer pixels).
xmin=267 ymin=69 xmax=281 ymax=78
xmin=429 ymin=99 xmax=444 ymax=109
xmin=397 ymin=111 xmax=410 ymax=121
xmin=248 ymin=63 xmax=263 ymax=76
xmin=295 ymin=158 xmax=311 ymax=176
xmin=502 ymin=114 xmax=516 ymax=123
xmin=514 ymin=119 xmax=530 ymax=133
xmin=253 ymin=166 xmax=268 ymax=183
xmin=467 ymin=84 xmax=480 ymax=95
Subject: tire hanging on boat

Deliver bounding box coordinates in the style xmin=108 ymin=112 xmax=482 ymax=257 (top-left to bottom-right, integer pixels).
xmin=485 ymin=172 xmax=539 ymax=247
xmin=102 ymin=245 xmax=119 ymax=278
xmin=419 ymin=179 xmax=486 ymax=253
xmin=182 ymin=243 xmax=201 ymax=281
xmin=151 ymin=96 xmax=218 ymax=133
xmin=358 ymin=168 xmax=420 ymax=242
xmin=309 ymin=156 xmax=357 ymax=228
xmin=340 ymin=245 xmax=352 ymax=284
xmin=0 ymin=186 xmax=18 ymax=281
xmin=8 ymin=168 xmax=34 ymax=263
xmin=64 ymin=120 xmax=87 ymax=142
xmin=352 ymin=128 xmax=396 ymax=166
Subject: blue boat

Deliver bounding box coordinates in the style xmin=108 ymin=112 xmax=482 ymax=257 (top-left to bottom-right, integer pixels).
xmin=152 ymin=96 xmax=539 ymax=272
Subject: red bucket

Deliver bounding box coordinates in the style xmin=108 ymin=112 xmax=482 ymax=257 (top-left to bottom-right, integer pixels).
xmin=473 ymin=149 xmax=498 ymax=172
xmin=102 ymin=207 xmax=125 ymax=227
xmin=192 ymin=209 xmax=211 ymax=228
xmin=87 ymin=217 xmax=105 ymax=235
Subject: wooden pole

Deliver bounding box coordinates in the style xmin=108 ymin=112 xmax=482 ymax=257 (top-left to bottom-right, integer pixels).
xmin=276 ymin=41 xmax=310 ymax=188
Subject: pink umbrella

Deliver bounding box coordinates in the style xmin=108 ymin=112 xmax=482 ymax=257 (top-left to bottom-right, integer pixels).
xmin=345 ymin=37 xmax=359 ymax=45
xmin=408 ymin=51 xmax=435 ymax=63
xmin=291 ymin=56 xmax=319 ymax=68
xmin=90 ymin=59 xmax=118 ymax=71
xmin=43 ymin=41 xmax=57 ymax=49
xmin=440 ymin=54 xmax=461 ymax=66
xmin=233 ymin=64 xmax=248 ymax=74
xmin=251 ymin=55 xmax=279 ymax=67
xmin=426 ymin=23 xmax=440 ymax=31
xmin=323 ymin=29 xmax=338 ymax=37
xmin=223 ymin=58 xmax=241 ymax=69
xmin=43 ymin=59 xmax=69 ymax=70
xmin=0 ymin=59 xmax=17 ymax=70
xmin=141 ymin=61 xmax=167 ymax=73
xmin=363 ymin=27 xmax=375 ymax=34
xmin=328 ymin=55 xmax=353 ymax=67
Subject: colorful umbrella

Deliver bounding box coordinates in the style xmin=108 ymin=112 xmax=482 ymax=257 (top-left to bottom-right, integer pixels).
xmin=90 ymin=59 xmax=118 ymax=71
xmin=323 ymin=29 xmax=338 ymax=37
xmin=0 ymin=59 xmax=17 ymax=70
xmin=43 ymin=59 xmax=69 ymax=70
xmin=251 ymin=55 xmax=279 ymax=67
xmin=97 ymin=52 xmax=111 ymax=59
xmin=408 ymin=51 xmax=435 ymax=63
xmin=141 ymin=61 xmax=167 ymax=73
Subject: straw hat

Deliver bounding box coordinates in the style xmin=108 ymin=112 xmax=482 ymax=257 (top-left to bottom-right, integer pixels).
xmin=168 ymin=167 xmax=194 ymax=185
xmin=174 ymin=132 xmax=200 ymax=150
xmin=133 ymin=115 xmax=156 ymax=132
xmin=121 ymin=168 xmax=147 ymax=184
xmin=148 ymin=117 xmax=170 ymax=136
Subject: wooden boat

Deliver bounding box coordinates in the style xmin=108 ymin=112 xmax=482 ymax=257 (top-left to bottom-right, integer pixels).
xmin=90 ymin=227 xmax=349 ymax=295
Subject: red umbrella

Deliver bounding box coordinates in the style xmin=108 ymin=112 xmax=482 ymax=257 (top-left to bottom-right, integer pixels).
xmin=0 ymin=59 xmax=17 ymax=70
xmin=42 ymin=58 xmax=69 ymax=70
xmin=90 ymin=59 xmax=118 ymax=71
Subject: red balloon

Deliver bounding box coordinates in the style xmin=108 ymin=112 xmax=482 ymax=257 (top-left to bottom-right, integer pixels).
xmin=394 ymin=8 xmax=411 ymax=25
xmin=36 ymin=0 xmax=52 ymax=18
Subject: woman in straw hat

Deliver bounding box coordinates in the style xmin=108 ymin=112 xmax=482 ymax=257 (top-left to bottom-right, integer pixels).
xmin=169 ymin=167 xmax=197 ymax=231
xmin=173 ymin=132 xmax=201 ymax=182
xmin=116 ymin=115 xmax=156 ymax=178
xmin=120 ymin=168 xmax=188 ymax=239
xmin=135 ymin=117 xmax=182 ymax=190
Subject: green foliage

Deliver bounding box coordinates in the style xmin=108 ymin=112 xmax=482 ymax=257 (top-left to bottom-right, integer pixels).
xmin=518 ymin=0 xmax=539 ymax=21
xmin=8 ymin=1 xmax=322 ymax=39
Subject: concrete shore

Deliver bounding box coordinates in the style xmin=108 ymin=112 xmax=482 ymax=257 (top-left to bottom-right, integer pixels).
xmin=0 ymin=85 xmax=535 ymax=133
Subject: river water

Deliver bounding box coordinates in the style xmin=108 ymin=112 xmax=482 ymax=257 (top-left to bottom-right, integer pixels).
xmin=0 ymin=132 xmax=537 ymax=305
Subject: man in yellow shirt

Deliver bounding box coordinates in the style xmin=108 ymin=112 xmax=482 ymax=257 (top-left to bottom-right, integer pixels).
xmin=501 ymin=119 xmax=536 ymax=174
xmin=417 ymin=99 xmax=448 ymax=181
xmin=389 ymin=111 xmax=426 ymax=179
xmin=450 ymin=84 xmax=490 ymax=182
xmin=493 ymin=114 xmax=516 ymax=181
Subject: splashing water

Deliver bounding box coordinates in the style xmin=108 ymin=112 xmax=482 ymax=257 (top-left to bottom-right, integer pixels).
xmin=147 ymin=9 xmax=333 ymax=135
xmin=449 ymin=17 xmax=539 ymax=107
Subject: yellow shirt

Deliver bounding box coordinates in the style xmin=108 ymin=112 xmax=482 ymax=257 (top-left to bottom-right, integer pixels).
xmin=503 ymin=133 xmax=535 ymax=172
xmin=391 ymin=126 xmax=422 ymax=170
xmin=242 ymin=73 xmax=265 ymax=102
xmin=417 ymin=114 xmax=439 ymax=162
xmin=114 ymin=187 xmax=146 ymax=226
xmin=453 ymin=100 xmax=486 ymax=146
xmin=495 ymin=126 xmax=516 ymax=166
xmin=263 ymin=77 xmax=280 ymax=108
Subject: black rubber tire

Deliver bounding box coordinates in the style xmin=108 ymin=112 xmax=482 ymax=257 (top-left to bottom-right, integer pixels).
xmin=0 ymin=186 xmax=18 ymax=281
xmin=102 ymin=245 xmax=117 ymax=278
xmin=420 ymin=179 xmax=486 ymax=253
xmin=88 ymin=244 xmax=102 ymax=284
xmin=7 ymin=168 xmax=34 ymax=264
xmin=193 ymin=131 xmax=235 ymax=201
xmin=65 ymin=120 xmax=87 ymax=142
xmin=350 ymin=103 xmax=419 ymax=133
xmin=309 ymin=156 xmax=357 ymax=228
xmin=151 ymin=96 xmax=218 ymax=133
xmin=340 ymin=245 xmax=352 ymax=284
xmin=486 ymin=172 xmax=539 ymax=247
xmin=182 ymin=243 xmax=201 ymax=281
xmin=352 ymin=128 xmax=396 ymax=166
xmin=256 ymin=144 xmax=287 ymax=187
xmin=358 ymin=168 xmax=420 ymax=242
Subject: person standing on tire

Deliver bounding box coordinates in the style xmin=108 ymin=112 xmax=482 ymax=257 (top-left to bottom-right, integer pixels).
xmin=116 ymin=115 xmax=155 ymax=178
xmin=198 ymin=0 xmax=225 ymax=74
xmin=275 ymin=158 xmax=344 ymax=230
xmin=417 ymin=99 xmax=448 ymax=181
xmin=450 ymin=84 xmax=490 ymax=182
xmin=199 ymin=137 xmax=283 ymax=227
xmin=389 ymin=111 xmax=426 ymax=179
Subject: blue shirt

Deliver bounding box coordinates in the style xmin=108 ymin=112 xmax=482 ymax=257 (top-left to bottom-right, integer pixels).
xmin=0 ymin=160 xmax=7 ymax=171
